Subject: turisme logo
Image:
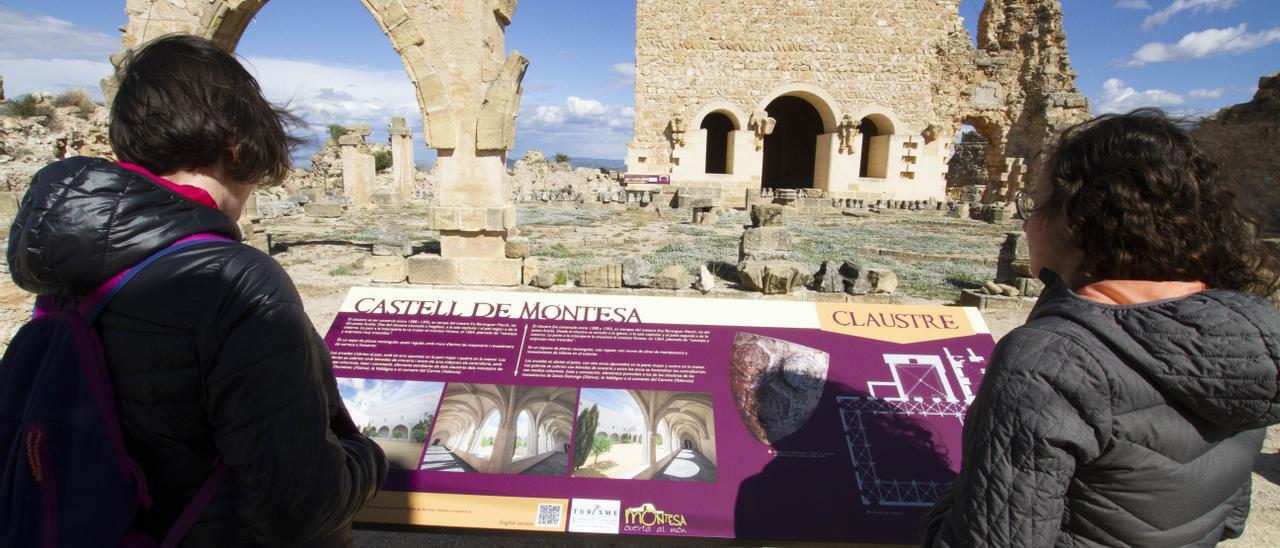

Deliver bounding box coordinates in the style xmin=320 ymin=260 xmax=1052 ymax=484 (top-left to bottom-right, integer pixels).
xmin=622 ymin=503 xmax=689 ymax=534
xmin=568 ymin=499 xmax=621 ymax=534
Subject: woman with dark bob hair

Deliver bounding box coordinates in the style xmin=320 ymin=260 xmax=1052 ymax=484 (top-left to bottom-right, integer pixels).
xmin=8 ymin=35 xmax=386 ymax=545
xmin=922 ymin=109 xmax=1280 ymax=547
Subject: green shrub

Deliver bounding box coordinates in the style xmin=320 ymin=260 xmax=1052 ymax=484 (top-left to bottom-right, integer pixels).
xmin=553 ymin=153 xmax=570 ymax=164
xmin=373 ymin=149 xmax=392 ymax=173
xmin=555 ymin=271 xmax=568 ymax=286
xmin=328 ymin=265 xmax=356 ymax=276
xmin=327 ymin=124 xmax=348 ymax=141
xmin=51 ymin=89 xmax=97 ymax=119
xmin=1 ymin=94 xmax=55 ymax=120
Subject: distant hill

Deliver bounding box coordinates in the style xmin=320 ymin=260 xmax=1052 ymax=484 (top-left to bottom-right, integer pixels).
xmin=505 ymin=156 xmax=625 ymax=171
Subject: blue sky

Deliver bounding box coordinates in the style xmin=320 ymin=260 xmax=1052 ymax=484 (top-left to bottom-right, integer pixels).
xmin=1 ymin=1 xmax=1276 ymax=164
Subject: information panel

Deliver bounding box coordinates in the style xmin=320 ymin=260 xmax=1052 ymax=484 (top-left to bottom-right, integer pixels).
xmin=323 ymin=287 xmax=995 ymax=544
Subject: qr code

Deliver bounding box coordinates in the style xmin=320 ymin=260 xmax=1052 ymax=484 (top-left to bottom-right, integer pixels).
xmin=535 ymin=503 xmax=562 ymax=527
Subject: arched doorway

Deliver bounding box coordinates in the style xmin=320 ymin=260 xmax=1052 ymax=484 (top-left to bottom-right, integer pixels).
xmin=762 ymin=96 xmax=824 ymax=189
xmin=701 ymin=112 xmax=735 ymax=175
xmin=859 ymin=115 xmax=894 ymax=179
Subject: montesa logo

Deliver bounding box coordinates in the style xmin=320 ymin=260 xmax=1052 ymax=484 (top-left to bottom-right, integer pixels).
xmin=624 ymin=503 xmax=688 ymax=528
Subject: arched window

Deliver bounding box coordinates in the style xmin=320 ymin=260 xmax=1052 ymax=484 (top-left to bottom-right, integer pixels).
xmin=701 ymin=112 xmax=735 ymax=175
xmin=859 ymin=115 xmax=894 ymax=179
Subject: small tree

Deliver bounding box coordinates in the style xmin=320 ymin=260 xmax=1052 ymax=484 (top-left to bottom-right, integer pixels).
xmin=553 ymin=153 xmax=570 ymax=164
xmin=591 ymin=435 xmax=612 ymax=464
xmin=327 ymin=124 xmax=348 ymax=142
xmin=572 ymin=405 xmax=599 ymax=470
xmin=410 ymin=417 xmax=430 ymax=444
xmin=361 ymin=423 xmax=378 ymax=438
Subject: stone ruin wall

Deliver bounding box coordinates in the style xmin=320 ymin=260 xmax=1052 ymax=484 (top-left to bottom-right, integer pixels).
xmin=633 ymin=0 xmax=968 ymax=158
xmin=631 ymin=0 xmax=1090 ymax=203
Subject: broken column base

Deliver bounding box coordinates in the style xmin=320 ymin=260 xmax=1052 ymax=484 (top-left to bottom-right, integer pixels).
xmin=407 ymin=255 xmax=522 ymax=286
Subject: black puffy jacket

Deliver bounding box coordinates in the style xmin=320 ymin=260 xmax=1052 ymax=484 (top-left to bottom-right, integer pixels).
xmin=7 ymin=157 xmax=387 ymax=546
xmin=923 ymin=272 xmax=1280 ymax=547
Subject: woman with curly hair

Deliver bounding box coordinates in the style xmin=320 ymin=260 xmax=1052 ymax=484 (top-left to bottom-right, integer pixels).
xmin=922 ymin=109 xmax=1280 ymax=547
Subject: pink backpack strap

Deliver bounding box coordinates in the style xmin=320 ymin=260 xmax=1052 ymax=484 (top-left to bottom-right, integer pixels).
xmin=34 ymin=234 xmax=236 ymax=322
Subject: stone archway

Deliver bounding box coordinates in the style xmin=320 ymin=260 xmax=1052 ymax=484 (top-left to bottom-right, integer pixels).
xmin=762 ymin=96 xmax=825 ymax=189
xmin=112 ymin=0 xmax=528 ymax=285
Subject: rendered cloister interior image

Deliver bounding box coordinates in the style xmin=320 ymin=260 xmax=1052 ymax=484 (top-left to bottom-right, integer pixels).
xmin=424 ymin=383 xmax=575 ymax=476
xmin=572 ymin=389 xmax=717 ymax=482
xmin=338 ymin=379 xmax=445 ymax=470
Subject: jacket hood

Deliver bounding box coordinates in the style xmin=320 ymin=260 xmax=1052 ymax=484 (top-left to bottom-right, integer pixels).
xmin=7 ymin=157 xmax=240 ymax=296
xmin=1030 ymin=271 xmax=1280 ymax=431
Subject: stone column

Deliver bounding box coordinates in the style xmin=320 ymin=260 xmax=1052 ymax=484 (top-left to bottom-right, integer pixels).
xmin=339 ymin=125 xmax=373 ymax=207
xmin=389 ymin=117 xmax=415 ymax=201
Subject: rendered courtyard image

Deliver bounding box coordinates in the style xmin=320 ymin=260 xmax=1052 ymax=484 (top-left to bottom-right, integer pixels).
xmin=1 ymin=0 xmax=1279 ymax=545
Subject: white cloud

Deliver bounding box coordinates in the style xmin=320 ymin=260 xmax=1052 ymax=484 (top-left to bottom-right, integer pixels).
xmin=0 ymin=8 xmax=118 ymax=99
xmin=1095 ymin=78 xmax=1185 ymax=113
xmin=1189 ymin=87 xmax=1225 ymax=98
xmin=517 ymin=95 xmax=633 ymax=158
xmin=1126 ymin=24 xmax=1280 ymax=65
xmin=1116 ymin=0 xmax=1152 ymax=9
xmin=1143 ymin=0 xmax=1240 ymax=31
xmin=566 ymin=96 xmax=608 ymax=117
xmin=609 ymin=62 xmax=636 ymax=87
xmin=0 ymin=7 xmax=119 ymax=62
xmin=338 ymin=378 xmax=443 ymax=429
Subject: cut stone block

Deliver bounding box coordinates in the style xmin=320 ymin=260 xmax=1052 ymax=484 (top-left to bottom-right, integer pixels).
xmin=868 ymin=269 xmax=899 ymax=294
xmin=750 ymin=204 xmax=785 ymax=227
xmin=505 ymin=237 xmax=531 ymax=259
xmin=457 ymin=258 xmax=521 ymax=286
xmin=440 ymin=231 xmax=506 ymax=259
xmin=304 ymin=202 xmax=343 ymax=218
xmin=740 ymin=226 xmax=793 ymax=262
xmin=651 ymin=265 xmax=692 ymax=290
xmin=522 ymin=258 xmax=539 ymax=285
xmin=738 ymin=260 xmax=809 ymax=294
xmin=580 ymin=263 xmax=623 ymax=288
xmin=407 ymin=255 xmax=459 ymax=285
xmin=368 ymin=256 xmax=407 ymax=283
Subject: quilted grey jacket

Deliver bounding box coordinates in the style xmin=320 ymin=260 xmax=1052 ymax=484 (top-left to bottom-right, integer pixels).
xmin=923 ymin=272 xmax=1280 ymax=547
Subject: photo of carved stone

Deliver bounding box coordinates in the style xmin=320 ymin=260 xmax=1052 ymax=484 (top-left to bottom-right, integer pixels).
xmin=730 ymin=333 xmax=830 ymax=445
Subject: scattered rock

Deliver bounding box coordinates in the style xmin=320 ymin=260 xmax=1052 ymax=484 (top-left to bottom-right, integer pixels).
xmin=522 ymin=258 xmax=539 ymax=286
xmin=372 ymin=240 xmax=412 ymax=257
xmin=505 ymin=236 xmax=531 ymax=259
xmin=983 ymin=280 xmax=1003 ymax=295
xmin=621 ymin=256 xmax=656 ymax=287
xmin=997 ymin=283 xmax=1020 ymax=297
xmin=839 ymin=261 xmax=873 ymax=295
xmin=868 ymin=269 xmax=898 ymax=294
xmin=750 ymin=204 xmax=785 ymax=227
xmin=738 ymin=260 xmax=810 ymax=295
xmin=651 ymin=265 xmax=692 ymax=290
xmin=812 ymin=260 xmax=844 ymax=292
xmin=531 ymin=271 xmax=557 ymax=289
xmin=740 ymin=226 xmax=793 ymax=261
xmin=697 ymin=265 xmax=715 ymax=293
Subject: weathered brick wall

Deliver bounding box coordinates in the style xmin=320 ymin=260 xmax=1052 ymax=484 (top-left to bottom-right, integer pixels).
xmin=634 ymin=0 xmax=970 ymax=169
